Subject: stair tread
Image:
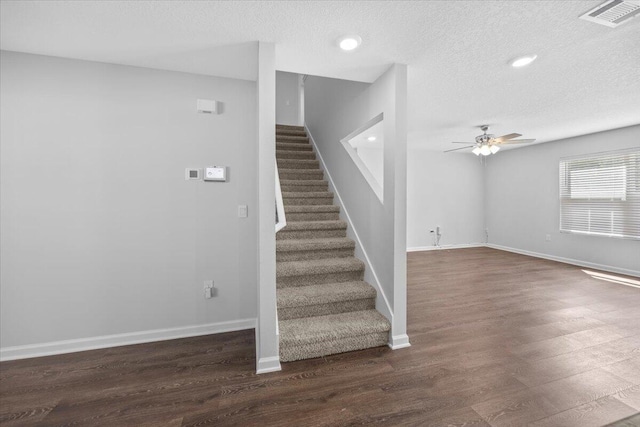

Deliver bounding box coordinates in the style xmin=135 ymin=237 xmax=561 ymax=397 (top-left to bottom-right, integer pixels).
xmin=277 ymin=237 xmax=355 ymax=252
xmin=277 ymin=257 xmax=364 ymax=277
xmin=284 ymin=205 xmax=339 ymax=213
xmin=279 ymin=310 xmax=390 ymax=345
xmin=278 ymin=168 xmax=323 ymax=173
xmin=276 ymin=132 xmax=305 ymax=135
xmin=281 ymin=220 xmax=347 ymax=231
xmin=277 ymin=281 xmax=376 ymax=308
xmin=276 ymin=136 xmax=309 ymax=142
xmin=280 ymin=179 xmax=326 ymax=185
xmin=277 ymin=159 xmax=318 ymax=164
xmin=276 ymin=150 xmax=315 ymax=156
xmin=282 ymin=191 xmax=333 ymax=198
xmin=277 ymin=144 xmax=312 ymax=152
xmin=276 ymin=124 xmax=305 ymax=130
xmin=276 ymin=150 xmax=316 ymax=160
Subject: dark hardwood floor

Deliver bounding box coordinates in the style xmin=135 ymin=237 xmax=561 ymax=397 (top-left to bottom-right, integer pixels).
xmin=1 ymin=247 xmax=639 ymax=426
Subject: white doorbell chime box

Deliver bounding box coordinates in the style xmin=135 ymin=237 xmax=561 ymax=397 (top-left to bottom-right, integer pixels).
xmin=197 ymin=99 xmax=220 ymax=114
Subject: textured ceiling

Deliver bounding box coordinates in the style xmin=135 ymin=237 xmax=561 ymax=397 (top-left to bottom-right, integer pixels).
xmin=2 ymin=1 xmax=639 ymax=151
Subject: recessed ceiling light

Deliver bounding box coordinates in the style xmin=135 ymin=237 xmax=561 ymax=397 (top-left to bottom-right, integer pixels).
xmin=510 ymin=54 xmax=538 ymax=68
xmin=367 ymin=136 xmax=376 ymax=141
xmin=338 ymin=35 xmax=362 ymax=51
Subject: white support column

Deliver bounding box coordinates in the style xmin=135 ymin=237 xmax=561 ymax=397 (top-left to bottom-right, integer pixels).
xmin=256 ymin=41 xmax=281 ymax=374
xmin=391 ymin=64 xmax=410 ymax=349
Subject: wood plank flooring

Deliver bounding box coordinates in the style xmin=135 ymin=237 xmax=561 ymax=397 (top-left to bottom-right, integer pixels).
xmin=1 ymin=247 xmax=639 ymax=426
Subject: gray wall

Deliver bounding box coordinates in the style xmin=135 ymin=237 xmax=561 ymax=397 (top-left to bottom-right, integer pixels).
xmin=305 ymin=68 xmax=403 ymax=309
xmin=485 ymin=125 xmax=640 ymax=275
xmin=407 ymin=150 xmax=485 ymax=249
xmin=0 ymin=51 xmax=258 ymax=348
xmin=275 ymin=71 xmax=299 ymax=126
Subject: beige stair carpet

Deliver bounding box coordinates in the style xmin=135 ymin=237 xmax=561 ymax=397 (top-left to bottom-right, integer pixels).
xmin=275 ymin=124 xmax=390 ymax=362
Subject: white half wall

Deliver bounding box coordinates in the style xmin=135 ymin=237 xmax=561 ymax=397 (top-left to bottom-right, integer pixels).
xmin=407 ymin=150 xmax=485 ymax=250
xmin=485 ymin=125 xmax=640 ymax=276
xmin=0 ymin=51 xmax=259 ymax=353
xmin=275 ymin=70 xmax=300 ymax=126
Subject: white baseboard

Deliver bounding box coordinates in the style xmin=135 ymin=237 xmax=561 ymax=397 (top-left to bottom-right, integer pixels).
xmin=305 ymin=125 xmax=394 ymax=326
xmin=389 ymin=334 xmax=411 ymax=350
xmin=486 ymin=244 xmax=640 ymax=278
xmin=0 ymin=318 xmax=257 ymax=362
xmin=256 ymin=356 xmax=282 ymax=374
xmin=407 ymin=243 xmax=484 ymax=252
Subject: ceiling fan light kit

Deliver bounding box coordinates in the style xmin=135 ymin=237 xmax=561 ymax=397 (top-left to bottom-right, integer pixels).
xmin=445 ymin=125 xmax=536 ymax=156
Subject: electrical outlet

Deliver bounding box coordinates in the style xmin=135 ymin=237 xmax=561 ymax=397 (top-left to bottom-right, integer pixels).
xmin=545 ymin=234 xmax=551 ymax=241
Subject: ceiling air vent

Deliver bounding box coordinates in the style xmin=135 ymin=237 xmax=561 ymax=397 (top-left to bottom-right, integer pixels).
xmin=579 ymin=0 xmax=640 ymax=27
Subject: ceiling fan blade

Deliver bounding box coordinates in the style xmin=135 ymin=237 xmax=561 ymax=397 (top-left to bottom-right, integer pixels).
xmin=444 ymin=145 xmax=475 ymax=153
xmin=451 ymin=141 xmax=474 ymax=144
xmin=493 ymin=133 xmax=521 ymax=143
xmin=500 ymin=139 xmax=536 ymax=145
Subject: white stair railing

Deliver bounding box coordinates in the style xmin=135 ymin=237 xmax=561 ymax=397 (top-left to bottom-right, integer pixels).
xmin=275 ymin=159 xmax=287 ymax=233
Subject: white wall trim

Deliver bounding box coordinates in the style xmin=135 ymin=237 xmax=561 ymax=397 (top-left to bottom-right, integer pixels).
xmin=0 ymin=318 xmax=257 ymax=362
xmin=256 ymin=356 xmax=282 ymax=374
xmin=486 ymin=244 xmax=640 ymax=278
xmin=407 ymin=243 xmax=484 ymax=252
xmin=305 ymin=124 xmax=394 ymax=326
xmin=388 ymin=334 xmax=411 ymax=350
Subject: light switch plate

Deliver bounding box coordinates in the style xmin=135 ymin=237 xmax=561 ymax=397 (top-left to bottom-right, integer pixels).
xmin=204 ymin=166 xmax=226 ymax=182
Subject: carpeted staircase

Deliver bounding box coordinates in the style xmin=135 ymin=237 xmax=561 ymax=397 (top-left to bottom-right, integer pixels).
xmin=275 ymin=124 xmax=391 ymax=362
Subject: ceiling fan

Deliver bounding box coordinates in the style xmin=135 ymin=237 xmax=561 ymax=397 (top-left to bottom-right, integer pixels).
xmin=445 ymin=125 xmax=536 ymax=156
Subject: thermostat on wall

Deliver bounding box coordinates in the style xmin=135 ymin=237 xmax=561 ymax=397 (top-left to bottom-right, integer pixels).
xmin=204 ymin=166 xmax=227 ymax=182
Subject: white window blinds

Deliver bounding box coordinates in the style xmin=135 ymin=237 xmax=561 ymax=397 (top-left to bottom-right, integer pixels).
xmin=559 ymin=148 xmax=639 ymax=239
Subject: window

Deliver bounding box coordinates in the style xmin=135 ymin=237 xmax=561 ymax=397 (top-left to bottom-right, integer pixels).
xmin=560 ymin=148 xmax=639 ymax=239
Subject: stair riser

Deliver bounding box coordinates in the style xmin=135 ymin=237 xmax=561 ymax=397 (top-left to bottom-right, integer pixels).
xmin=277 ymin=270 xmax=364 ymax=288
xmin=283 ymin=197 xmax=334 ymax=206
xmin=276 ymin=229 xmax=347 ymax=240
xmin=278 ymin=298 xmax=375 ymax=321
xmin=285 ymin=212 xmax=340 ymax=221
xmin=276 ymin=125 xmax=305 ymax=131
xmin=277 ymin=143 xmax=312 ymax=152
xmin=277 ymin=160 xmax=320 ymax=170
xmin=276 ymin=151 xmax=316 ymax=160
xmin=279 ymin=332 xmax=389 ymax=362
xmin=279 ymin=171 xmax=324 ymax=180
xmin=277 ymin=133 xmax=308 ymax=139
xmin=277 ymin=248 xmax=355 ymax=262
xmin=280 ymin=184 xmax=328 ymax=193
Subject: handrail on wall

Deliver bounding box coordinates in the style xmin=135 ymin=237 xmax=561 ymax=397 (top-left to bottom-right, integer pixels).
xmin=275 ymin=159 xmax=287 ymax=233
